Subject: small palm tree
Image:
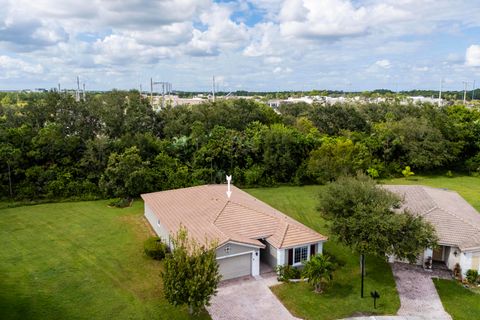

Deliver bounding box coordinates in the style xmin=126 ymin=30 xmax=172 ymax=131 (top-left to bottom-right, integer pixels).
xmin=302 ymin=254 xmax=335 ymax=293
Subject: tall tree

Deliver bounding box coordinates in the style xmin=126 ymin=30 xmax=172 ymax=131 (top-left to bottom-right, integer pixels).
xmin=318 ymin=174 xmax=437 ymax=297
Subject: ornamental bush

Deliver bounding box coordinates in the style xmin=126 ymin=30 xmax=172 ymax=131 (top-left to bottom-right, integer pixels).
xmin=143 ymin=236 xmax=169 ymax=260
xmin=276 ymin=265 xmax=301 ymax=282
xmin=466 ymin=269 xmax=479 ymax=284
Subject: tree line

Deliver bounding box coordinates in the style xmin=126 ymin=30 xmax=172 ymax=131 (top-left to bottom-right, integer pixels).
xmin=1 ymin=90 xmax=480 ymax=200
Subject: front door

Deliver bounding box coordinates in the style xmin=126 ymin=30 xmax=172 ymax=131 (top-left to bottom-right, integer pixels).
xmin=432 ymin=246 xmax=445 ymax=262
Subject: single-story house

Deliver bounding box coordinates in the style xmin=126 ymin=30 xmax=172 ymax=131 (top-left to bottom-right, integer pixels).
xmin=141 ymin=184 xmax=328 ymax=280
xmin=384 ymin=185 xmax=480 ymax=276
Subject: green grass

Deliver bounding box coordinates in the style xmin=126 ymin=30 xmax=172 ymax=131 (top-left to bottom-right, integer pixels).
xmin=0 ymin=200 xmax=209 ymax=320
xmin=434 ymin=279 xmax=480 ymax=320
xmin=246 ymin=186 xmax=401 ymax=320
xmin=382 ymin=174 xmax=480 ymax=211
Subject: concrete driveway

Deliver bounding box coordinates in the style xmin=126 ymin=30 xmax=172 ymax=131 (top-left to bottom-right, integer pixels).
xmin=391 ymin=263 xmax=452 ymax=320
xmin=207 ymin=275 xmax=300 ymax=320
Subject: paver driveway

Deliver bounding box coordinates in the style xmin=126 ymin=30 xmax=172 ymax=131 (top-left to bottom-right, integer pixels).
xmin=207 ymin=275 xmax=300 ymax=320
xmin=391 ymin=263 xmax=452 ymax=320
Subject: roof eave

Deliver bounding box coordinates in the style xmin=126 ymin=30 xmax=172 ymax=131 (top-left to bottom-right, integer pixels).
xmin=279 ymin=238 xmax=328 ymax=250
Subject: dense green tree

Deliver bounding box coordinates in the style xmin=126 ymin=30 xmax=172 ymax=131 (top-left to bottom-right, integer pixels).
xmin=99 ymin=146 xmax=150 ymax=198
xmin=162 ymin=227 xmax=221 ymax=315
xmin=369 ymin=117 xmax=456 ymax=171
xmin=318 ymin=174 xmax=438 ymax=297
xmin=309 ymin=104 xmax=369 ymax=136
xmin=262 ymin=124 xmax=310 ymax=183
xmin=307 ymin=138 xmax=371 ymax=183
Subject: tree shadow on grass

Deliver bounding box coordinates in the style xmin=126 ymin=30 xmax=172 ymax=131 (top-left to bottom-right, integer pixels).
xmin=0 ymin=279 xmax=68 ymax=320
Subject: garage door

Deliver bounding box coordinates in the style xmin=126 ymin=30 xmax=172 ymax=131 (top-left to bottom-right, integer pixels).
xmin=217 ymin=254 xmax=251 ymax=280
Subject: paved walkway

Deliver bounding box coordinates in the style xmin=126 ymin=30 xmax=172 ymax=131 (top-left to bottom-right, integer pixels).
xmin=391 ymin=263 xmax=453 ymax=320
xmin=207 ymin=274 xmax=300 ymax=320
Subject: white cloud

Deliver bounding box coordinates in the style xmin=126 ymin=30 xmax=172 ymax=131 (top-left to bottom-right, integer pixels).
xmin=0 ymin=56 xmax=44 ymax=78
xmin=1 ymin=0 xmax=480 ymax=90
xmin=187 ymin=3 xmax=249 ymax=53
xmin=374 ymin=59 xmax=391 ymax=69
xmin=93 ymin=35 xmax=173 ymax=66
xmin=466 ymin=45 xmax=480 ymax=67
xmin=278 ymin=0 xmax=410 ymax=39
xmin=273 ymin=66 xmax=292 ymax=74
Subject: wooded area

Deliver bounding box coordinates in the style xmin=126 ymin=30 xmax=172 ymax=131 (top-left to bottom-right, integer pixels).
xmin=1 ymin=90 xmax=480 ymax=200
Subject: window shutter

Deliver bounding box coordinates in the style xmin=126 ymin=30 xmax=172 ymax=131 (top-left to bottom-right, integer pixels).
xmin=288 ymin=249 xmax=293 ymax=265
xmin=310 ymin=244 xmax=316 ymax=256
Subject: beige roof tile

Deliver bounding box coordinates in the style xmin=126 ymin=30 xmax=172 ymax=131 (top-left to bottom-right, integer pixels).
xmin=141 ymin=185 xmax=327 ymax=249
xmin=383 ymin=185 xmax=480 ymax=251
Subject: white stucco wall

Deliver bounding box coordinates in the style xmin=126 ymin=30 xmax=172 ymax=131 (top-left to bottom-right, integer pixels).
xmin=251 ymin=249 xmax=260 ymax=276
xmin=144 ymin=203 xmax=172 ymax=248
xmin=445 ymin=246 xmax=461 ymax=270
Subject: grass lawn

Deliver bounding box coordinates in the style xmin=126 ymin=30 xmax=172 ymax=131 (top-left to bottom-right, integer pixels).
xmin=434 ymin=279 xmax=480 ymax=320
xmin=382 ymin=174 xmax=480 ymax=211
xmin=246 ymin=186 xmax=401 ymax=320
xmin=0 ymin=200 xmax=209 ymax=320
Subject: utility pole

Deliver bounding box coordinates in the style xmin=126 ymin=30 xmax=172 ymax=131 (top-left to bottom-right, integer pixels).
xmin=76 ymin=76 xmax=80 ymax=102
xmin=463 ymin=81 xmax=469 ymax=104
xmin=212 ymin=75 xmax=216 ymax=102
xmin=438 ymin=78 xmax=444 ymax=107
xmin=150 ymin=78 xmax=153 ymax=102
xmin=473 ymin=80 xmax=476 ymax=100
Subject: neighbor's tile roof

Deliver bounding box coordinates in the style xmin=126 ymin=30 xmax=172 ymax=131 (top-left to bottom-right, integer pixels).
xmin=383 ymin=185 xmax=480 ymax=251
xmin=141 ymin=185 xmax=327 ymax=249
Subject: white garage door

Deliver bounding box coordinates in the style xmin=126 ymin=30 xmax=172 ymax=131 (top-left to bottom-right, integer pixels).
xmin=217 ymin=254 xmax=251 ymax=280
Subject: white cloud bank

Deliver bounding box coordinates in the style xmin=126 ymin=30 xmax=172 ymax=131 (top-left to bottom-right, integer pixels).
xmin=466 ymin=45 xmax=480 ymax=67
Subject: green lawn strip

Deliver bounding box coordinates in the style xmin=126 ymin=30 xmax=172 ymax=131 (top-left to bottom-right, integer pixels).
xmin=381 ymin=174 xmax=480 ymax=211
xmin=433 ymin=279 xmax=480 ymax=320
xmin=0 ymin=200 xmax=209 ymax=320
xmin=246 ymin=186 xmax=400 ymax=320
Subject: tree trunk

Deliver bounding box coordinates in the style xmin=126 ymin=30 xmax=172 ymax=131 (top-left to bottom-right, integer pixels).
xmin=7 ymin=162 xmax=12 ymax=198
xmin=360 ymin=254 xmax=365 ymax=298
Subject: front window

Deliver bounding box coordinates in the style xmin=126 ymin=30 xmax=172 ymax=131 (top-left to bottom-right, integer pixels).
xmin=294 ymin=246 xmax=308 ymax=264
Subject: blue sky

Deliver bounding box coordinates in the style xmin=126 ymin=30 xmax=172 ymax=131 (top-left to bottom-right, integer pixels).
xmin=0 ymin=0 xmax=479 ymax=92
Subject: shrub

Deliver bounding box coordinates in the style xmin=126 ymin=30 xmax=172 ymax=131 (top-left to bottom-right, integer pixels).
xmin=453 ymin=263 xmax=462 ymax=279
xmin=108 ymin=197 xmax=132 ymax=208
xmin=402 ymin=166 xmax=414 ymax=178
xmin=466 ymin=269 xmax=479 ymax=284
xmin=276 ymin=265 xmax=301 ymax=282
xmin=302 ymin=254 xmax=335 ymax=293
xmin=144 ymin=236 xmax=169 ymax=260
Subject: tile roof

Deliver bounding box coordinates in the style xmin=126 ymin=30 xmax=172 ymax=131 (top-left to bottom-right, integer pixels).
xmin=383 ymin=185 xmax=480 ymax=251
xmin=141 ymin=184 xmax=327 ymax=249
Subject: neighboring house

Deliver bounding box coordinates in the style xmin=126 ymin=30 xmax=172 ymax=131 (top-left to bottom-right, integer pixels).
xmin=384 ymin=185 xmax=480 ymax=276
xmin=141 ymin=184 xmax=328 ymax=280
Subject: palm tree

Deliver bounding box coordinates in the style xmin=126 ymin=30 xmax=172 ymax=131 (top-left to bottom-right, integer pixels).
xmin=302 ymin=254 xmax=335 ymax=293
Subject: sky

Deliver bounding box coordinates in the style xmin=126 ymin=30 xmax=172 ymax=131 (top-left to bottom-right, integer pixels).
xmin=0 ymin=0 xmax=479 ymax=92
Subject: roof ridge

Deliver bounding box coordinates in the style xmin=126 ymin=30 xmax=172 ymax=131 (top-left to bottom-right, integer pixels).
xmin=417 ymin=186 xmax=438 ymax=211
xmin=279 ymin=222 xmax=289 ymax=248
xmin=213 ymin=200 xmax=230 ymax=223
